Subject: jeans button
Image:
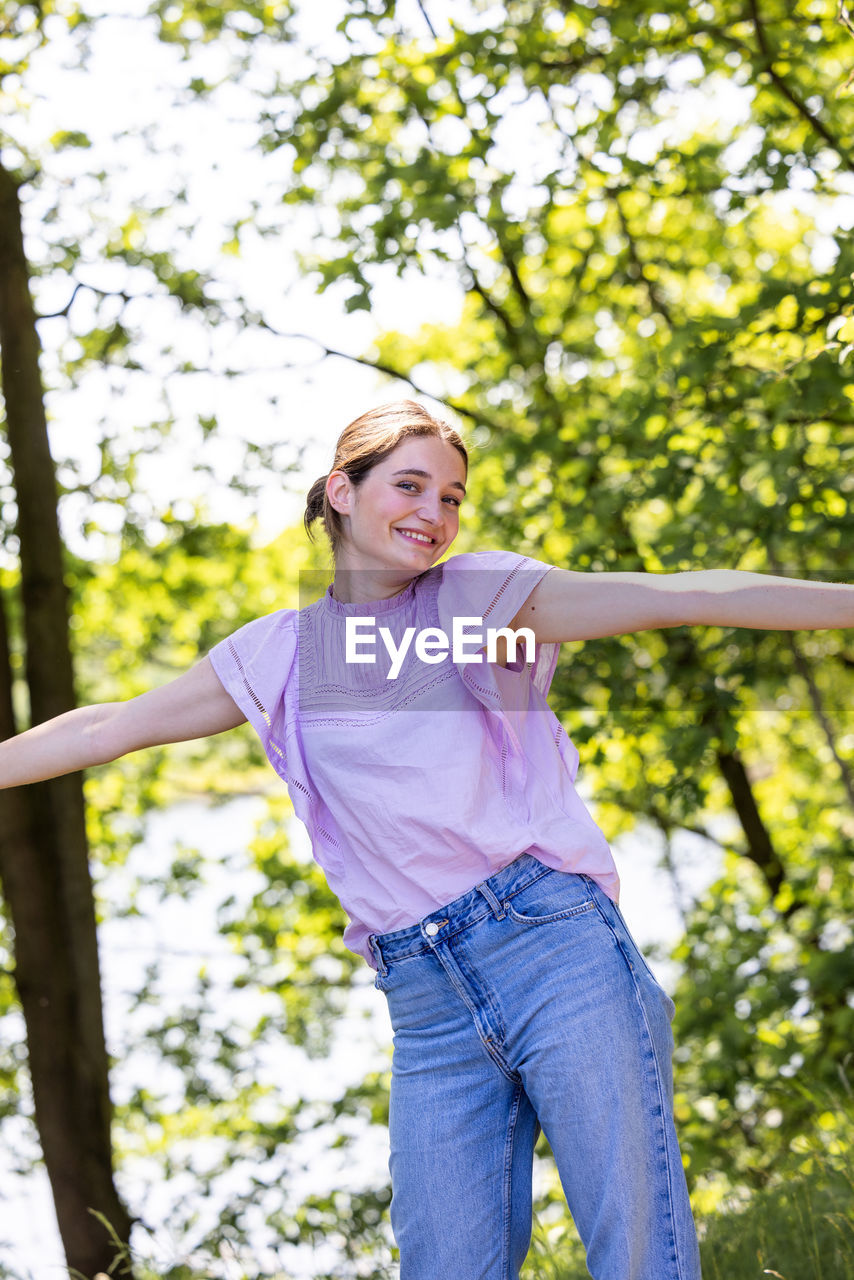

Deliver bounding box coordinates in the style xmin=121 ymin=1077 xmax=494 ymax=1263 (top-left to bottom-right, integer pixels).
xmin=425 ymin=922 xmax=439 ymax=936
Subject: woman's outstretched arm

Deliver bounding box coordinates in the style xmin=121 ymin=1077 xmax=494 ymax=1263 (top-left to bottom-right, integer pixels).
xmin=0 ymin=655 xmax=246 ymax=789
xmin=510 ymin=567 xmax=854 ymax=644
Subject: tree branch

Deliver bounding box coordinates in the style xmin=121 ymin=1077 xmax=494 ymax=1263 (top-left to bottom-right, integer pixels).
xmin=33 ymin=279 xmax=510 ymax=434
xmin=749 ymin=0 xmax=854 ymax=170
xmin=784 ymin=631 xmax=854 ymax=810
xmin=765 ymin=544 xmax=854 ymax=811
xmin=415 ymin=0 xmax=437 ymax=40
xmin=609 ymin=502 xmax=786 ymax=899
xmin=37 ymin=280 xmax=171 ymax=321
xmin=252 ymin=317 xmax=506 ymax=432
xmin=838 ymin=0 xmax=854 ymax=40
xmin=612 ymin=191 xmax=675 ymax=326
xmin=714 ymin=747 xmax=785 ymax=898
xmin=454 ymin=230 xmax=520 ymax=340
xmin=495 ymin=227 xmax=534 ymax=317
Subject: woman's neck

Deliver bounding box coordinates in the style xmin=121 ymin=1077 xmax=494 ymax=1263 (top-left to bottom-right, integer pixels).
xmin=330 ymin=568 xmax=417 ymax=605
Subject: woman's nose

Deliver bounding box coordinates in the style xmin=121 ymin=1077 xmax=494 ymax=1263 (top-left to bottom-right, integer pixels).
xmin=417 ymin=494 xmax=442 ymax=522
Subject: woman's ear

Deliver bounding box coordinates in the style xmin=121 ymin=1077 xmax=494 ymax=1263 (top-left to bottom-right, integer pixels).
xmin=326 ymin=469 xmax=353 ymax=515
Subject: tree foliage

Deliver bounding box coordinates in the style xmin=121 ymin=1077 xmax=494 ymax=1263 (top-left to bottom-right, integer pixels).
xmin=260 ymin=0 xmax=854 ymax=1193
xmin=3 ymin=0 xmax=854 ymax=1273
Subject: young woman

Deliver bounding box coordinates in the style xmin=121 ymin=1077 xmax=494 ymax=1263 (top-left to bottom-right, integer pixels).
xmin=2 ymin=400 xmax=852 ymax=1280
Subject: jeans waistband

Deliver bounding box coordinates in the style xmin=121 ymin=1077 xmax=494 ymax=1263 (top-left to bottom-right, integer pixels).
xmin=367 ymin=850 xmax=557 ymax=974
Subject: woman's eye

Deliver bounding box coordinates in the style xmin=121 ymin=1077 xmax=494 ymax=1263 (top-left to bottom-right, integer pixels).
xmin=396 ymin=481 xmax=460 ymax=507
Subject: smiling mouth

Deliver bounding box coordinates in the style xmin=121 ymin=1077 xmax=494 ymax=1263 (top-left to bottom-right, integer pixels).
xmin=396 ymin=528 xmax=437 ymax=546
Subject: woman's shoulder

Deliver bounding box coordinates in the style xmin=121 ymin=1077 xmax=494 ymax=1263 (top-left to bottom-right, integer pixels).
xmin=207 ymin=606 xmax=299 ymax=733
xmin=440 ymin=548 xmax=513 ymax=568
xmin=230 ymin=605 xmax=298 ymax=634
xmin=212 ymin=606 xmax=298 ymax=662
xmin=438 ymin=548 xmax=552 ymax=574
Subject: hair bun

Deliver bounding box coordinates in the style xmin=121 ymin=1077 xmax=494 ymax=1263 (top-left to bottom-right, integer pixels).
xmin=303 ymin=474 xmax=329 ymax=535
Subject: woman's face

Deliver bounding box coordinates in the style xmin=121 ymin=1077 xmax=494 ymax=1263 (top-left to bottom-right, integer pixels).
xmin=328 ymin=435 xmax=467 ymax=576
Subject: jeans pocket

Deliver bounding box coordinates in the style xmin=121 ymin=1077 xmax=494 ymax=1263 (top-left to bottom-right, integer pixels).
xmin=504 ymin=869 xmax=595 ymax=925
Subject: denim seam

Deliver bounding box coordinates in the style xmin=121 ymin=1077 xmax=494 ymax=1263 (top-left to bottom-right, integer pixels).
xmin=590 ymin=894 xmax=685 ymax=1280
xmin=612 ymin=902 xmax=665 ymax=989
xmin=431 ymin=943 xmax=516 ymax=1082
xmin=502 ymin=1078 xmax=525 ymax=1280
xmin=377 ymin=949 xmax=429 ymax=971
xmin=504 ymin=898 xmax=595 ymax=925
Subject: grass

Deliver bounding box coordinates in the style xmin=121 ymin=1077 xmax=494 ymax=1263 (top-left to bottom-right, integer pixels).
xmin=698 ymin=1159 xmax=854 ymax=1280
xmin=4 ymin=1114 xmax=851 ymax=1280
xmin=522 ymin=1143 xmax=854 ymax=1280
xmin=7 ymin=1163 xmax=851 ymax=1280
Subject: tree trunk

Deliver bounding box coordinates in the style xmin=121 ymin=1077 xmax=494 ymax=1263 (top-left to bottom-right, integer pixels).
xmin=0 ymin=157 xmax=133 ymax=1278
xmin=714 ymin=748 xmax=784 ymax=898
xmin=661 ymin=624 xmax=784 ymax=899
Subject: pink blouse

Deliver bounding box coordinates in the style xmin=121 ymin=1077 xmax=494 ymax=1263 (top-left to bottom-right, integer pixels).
xmin=208 ymin=549 xmax=619 ymax=969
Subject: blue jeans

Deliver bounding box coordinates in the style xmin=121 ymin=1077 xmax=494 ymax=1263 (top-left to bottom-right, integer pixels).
xmin=368 ymin=852 xmax=701 ymax=1280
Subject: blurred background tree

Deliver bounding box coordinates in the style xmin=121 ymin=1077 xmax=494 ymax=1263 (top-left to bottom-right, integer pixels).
xmin=265 ymin=0 xmax=854 ymax=1199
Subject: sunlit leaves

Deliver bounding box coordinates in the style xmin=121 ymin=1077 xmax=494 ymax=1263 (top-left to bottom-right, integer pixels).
xmin=268 ymin=0 xmax=854 ymax=1196
xmin=147 ymin=0 xmax=295 ymax=50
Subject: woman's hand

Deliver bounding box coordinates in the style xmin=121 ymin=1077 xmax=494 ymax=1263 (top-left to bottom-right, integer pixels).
xmin=0 ymin=656 xmax=246 ymax=789
xmin=510 ymin=567 xmax=854 ymax=644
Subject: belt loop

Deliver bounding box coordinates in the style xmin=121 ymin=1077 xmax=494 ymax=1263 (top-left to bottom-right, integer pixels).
xmin=368 ymin=934 xmax=388 ymax=976
xmin=476 ymin=880 xmax=506 ymax=920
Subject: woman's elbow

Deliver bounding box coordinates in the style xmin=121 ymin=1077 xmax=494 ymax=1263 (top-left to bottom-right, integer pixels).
xmin=86 ymin=701 xmax=143 ymax=765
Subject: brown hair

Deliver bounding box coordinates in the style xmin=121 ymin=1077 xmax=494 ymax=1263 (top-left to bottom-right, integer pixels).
xmin=304 ymin=400 xmax=468 ymax=559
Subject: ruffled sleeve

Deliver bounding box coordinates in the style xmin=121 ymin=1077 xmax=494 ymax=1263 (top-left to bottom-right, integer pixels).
xmin=436 ymin=549 xmax=559 ymax=756
xmin=207 ymin=609 xmax=296 ymax=780
xmin=437 ymin=549 xmax=558 ymax=683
